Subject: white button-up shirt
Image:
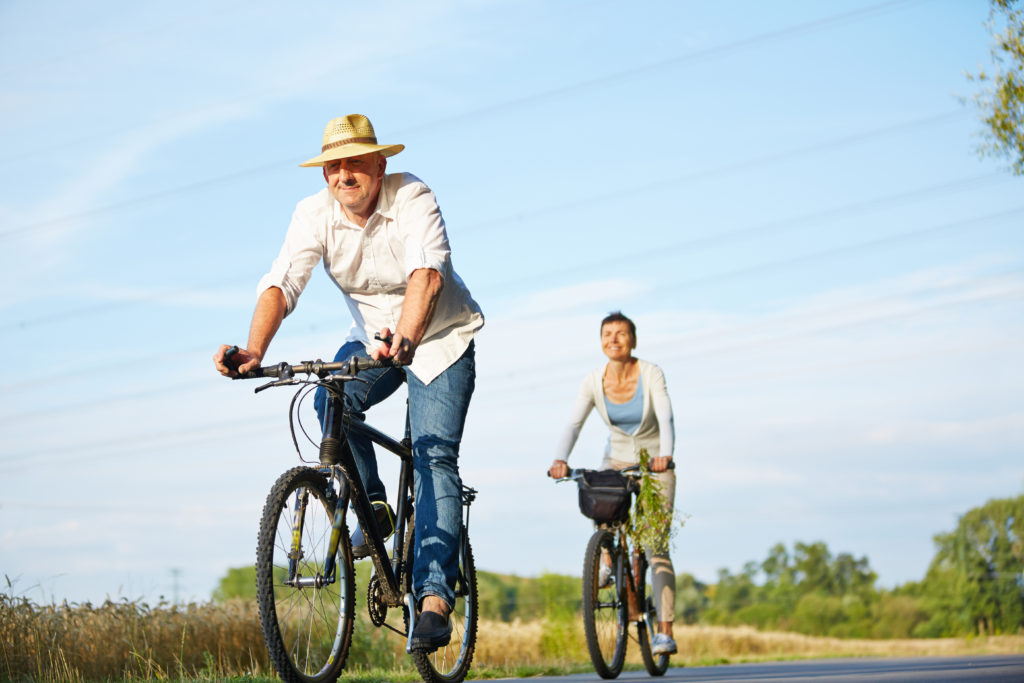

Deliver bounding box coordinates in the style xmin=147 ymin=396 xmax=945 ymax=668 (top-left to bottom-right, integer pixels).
xmin=257 ymin=172 xmax=484 ymax=384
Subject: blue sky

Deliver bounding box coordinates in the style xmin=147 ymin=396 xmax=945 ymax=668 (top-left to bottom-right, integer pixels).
xmin=2 ymin=0 xmax=1022 ymax=605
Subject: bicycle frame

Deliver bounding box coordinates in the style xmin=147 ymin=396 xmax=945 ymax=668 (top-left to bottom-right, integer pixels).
xmin=317 ymin=388 xmax=414 ymax=608
xmin=241 ymin=353 xmax=481 ymax=682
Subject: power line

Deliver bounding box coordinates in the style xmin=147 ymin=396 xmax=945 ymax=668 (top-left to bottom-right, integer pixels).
xmin=0 ymin=274 xmax=253 ymax=333
xmin=0 ymin=199 xmax=1019 ymax=397
xmin=474 ymin=169 xmax=1003 ymax=295
xmin=0 ymin=0 xmax=938 ymax=240
xmin=4 ymin=268 xmax=1021 ymax=445
xmin=1 ymin=118 xmax=986 ymax=333
xmin=398 ymin=0 xmax=933 ymax=138
xmin=497 ymin=205 xmax=1024 ymax=324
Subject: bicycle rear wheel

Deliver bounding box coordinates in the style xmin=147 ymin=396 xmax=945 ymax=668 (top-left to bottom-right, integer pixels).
xmin=256 ymin=466 xmax=355 ymax=683
xmin=582 ymin=529 xmax=627 ymax=679
xmin=407 ymin=518 xmax=479 ymax=683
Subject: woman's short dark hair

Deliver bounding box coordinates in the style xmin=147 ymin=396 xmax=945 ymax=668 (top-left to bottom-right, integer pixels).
xmin=600 ymin=311 xmax=637 ymax=344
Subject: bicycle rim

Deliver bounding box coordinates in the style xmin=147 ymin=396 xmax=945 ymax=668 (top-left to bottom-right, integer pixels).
xmin=637 ymin=595 xmax=670 ymax=676
xmin=410 ymin=528 xmax=479 ymax=683
xmin=256 ymin=467 xmax=355 ymax=683
xmin=582 ymin=529 xmax=627 ymax=678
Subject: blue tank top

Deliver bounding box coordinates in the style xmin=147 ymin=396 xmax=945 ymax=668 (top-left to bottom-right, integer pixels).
xmin=604 ymin=375 xmax=643 ymax=435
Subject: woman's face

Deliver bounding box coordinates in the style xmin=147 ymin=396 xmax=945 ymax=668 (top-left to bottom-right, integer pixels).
xmin=601 ymin=321 xmax=635 ymax=362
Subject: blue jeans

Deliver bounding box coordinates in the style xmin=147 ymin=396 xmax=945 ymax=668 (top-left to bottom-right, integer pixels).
xmin=314 ymin=340 xmax=476 ymax=609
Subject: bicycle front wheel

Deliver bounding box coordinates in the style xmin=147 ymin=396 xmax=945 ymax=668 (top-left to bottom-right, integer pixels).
xmin=409 ymin=521 xmax=479 ymax=683
xmin=256 ymin=466 xmax=355 ymax=683
xmin=637 ymin=564 xmax=670 ymax=676
xmin=582 ymin=529 xmax=627 ymax=679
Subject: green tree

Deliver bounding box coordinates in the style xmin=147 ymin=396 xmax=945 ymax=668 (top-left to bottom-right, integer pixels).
xmin=212 ymin=565 xmax=257 ymax=602
xmin=674 ymin=572 xmax=708 ymax=624
xmin=968 ymin=0 xmax=1024 ymax=174
xmin=919 ymin=494 xmax=1024 ymax=635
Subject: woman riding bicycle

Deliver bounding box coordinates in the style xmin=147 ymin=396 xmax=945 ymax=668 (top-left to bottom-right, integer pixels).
xmin=547 ymin=311 xmax=678 ymax=655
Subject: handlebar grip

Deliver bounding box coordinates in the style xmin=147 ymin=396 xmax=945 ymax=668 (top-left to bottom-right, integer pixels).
xmin=348 ymin=357 xmax=402 ymax=372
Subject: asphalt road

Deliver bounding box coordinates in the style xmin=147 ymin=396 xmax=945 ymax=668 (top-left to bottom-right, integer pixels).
xmin=496 ymin=655 xmax=1024 ymax=682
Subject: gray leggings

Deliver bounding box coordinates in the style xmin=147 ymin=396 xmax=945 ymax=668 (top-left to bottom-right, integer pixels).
xmin=604 ymin=457 xmax=676 ymax=623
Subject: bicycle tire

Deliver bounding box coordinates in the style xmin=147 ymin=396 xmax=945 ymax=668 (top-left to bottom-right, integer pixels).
xmin=408 ymin=522 xmax=479 ymax=683
xmin=637 ymin=590 xmax=670 ymax=676
xmin=582 ymin=529 xmax=627 ymax=679
xmin=256 ymin=466 xmax=355 ymax=683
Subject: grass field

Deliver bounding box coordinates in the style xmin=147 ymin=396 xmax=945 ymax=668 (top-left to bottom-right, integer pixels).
xmin=2 ymin=594 xmax=1022 ymax=681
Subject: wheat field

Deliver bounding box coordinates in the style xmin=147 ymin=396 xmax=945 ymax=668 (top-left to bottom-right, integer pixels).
xmin=2 ymin=595 xmax=1022 ymax=681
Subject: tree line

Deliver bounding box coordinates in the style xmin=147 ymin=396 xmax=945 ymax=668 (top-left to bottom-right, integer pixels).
xmin=215 ymin=494 xmax=1023 ymax=638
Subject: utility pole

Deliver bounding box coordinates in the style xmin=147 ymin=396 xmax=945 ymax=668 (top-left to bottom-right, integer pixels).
xmin=171 ymin=568 xmax=181 ymax=604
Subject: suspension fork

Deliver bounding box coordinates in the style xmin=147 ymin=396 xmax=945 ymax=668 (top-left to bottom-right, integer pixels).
xmin=322 ymin=468 xmax=350 ymax=582
xmin=287 ymin=488 xmax=310 ymax=581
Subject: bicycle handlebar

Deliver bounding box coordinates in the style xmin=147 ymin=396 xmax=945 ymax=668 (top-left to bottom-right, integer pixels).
xmin=224 ymin=345 xmax=404 ymax=380
xmin=551 ymin=460 xmax=674 ymax=483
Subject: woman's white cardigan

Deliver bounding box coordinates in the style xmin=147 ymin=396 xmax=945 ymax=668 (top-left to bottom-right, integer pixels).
xmin=556 ymin=359 xmax=675 ymax=464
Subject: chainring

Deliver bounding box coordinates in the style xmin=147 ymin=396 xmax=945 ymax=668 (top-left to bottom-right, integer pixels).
xmin=367 ymin=575 xmax=388 ymax=627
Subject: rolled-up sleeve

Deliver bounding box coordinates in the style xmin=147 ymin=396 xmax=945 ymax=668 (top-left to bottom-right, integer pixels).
xmin=396 ymin=180 xmax=450 ymax=278
xmin=256 ymin=203 xmax=324 ymax=315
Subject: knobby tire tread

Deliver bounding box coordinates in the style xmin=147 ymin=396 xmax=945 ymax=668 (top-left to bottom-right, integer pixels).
xmin=582 ymin=529 xmax=627 ymax=679
xmin=409 ymin=527 xmax=479 ymax=683
xmin=256 ymin=466 xmax=355 ymax=683
xmin=637 ymin=594 xmax=670 ymax=676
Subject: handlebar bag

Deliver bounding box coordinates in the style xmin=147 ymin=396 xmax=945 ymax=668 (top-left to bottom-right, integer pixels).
xmin=577 ymin=469 xmax=636 ymax=524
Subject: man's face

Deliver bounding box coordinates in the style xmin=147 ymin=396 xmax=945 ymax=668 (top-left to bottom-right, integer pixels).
xmin=323 ymin=152 xmax=386 ymax=221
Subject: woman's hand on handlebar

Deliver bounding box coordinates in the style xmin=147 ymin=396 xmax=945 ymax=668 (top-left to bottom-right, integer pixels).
xmin=548 ymin=459 xmax=569 ymax=479
xmin=649 ymin=455 xmax=673 ymax=473
xmin=214 ymin=344 xmax=262 ymax=378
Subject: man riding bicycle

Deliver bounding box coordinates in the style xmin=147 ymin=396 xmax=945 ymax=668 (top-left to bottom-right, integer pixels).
xmin=214 ymin=113 xmax=484 ymax=652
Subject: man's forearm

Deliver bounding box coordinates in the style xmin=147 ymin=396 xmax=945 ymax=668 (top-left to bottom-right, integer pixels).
xmin=248 ymin=286 xmax=287 ymax=359
xmin=397 ymin=268 xmax=443 ymax=346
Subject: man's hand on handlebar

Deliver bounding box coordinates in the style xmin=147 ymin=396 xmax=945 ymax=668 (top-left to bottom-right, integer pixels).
xmin=214 ymin=344 xmax=263 ymax=378
xmin=548 ymin=459 xmax=569 ymax=479
xmin=371 ymin=327 xmax=417 ymax=365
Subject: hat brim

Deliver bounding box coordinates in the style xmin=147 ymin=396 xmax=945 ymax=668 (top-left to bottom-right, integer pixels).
xmin=299 ymin=143 xmax=405 ymax=167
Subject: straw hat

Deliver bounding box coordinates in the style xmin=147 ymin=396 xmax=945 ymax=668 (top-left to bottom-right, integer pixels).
xmin=299 ymin=114 xmax=405 ymax=167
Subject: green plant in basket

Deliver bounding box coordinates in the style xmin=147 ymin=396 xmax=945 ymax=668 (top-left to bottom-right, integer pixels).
xmin=626 ymin=448 xmax=686 ymax=554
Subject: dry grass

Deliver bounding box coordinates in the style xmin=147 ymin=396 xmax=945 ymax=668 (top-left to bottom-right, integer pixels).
xmin=3 ymin=593 xmax=1022 ymax=682
xmin=0 ymin=594 xmax=270 ymax=681
xmin=471 ymin=619 xmax=1024 ymax=668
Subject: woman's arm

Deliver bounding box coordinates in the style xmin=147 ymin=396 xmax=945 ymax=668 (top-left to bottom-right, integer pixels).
xmin=549 ymin=377 xmax=596 ymax=477
xmin=649 ymin=365 xmax=675 ymax=472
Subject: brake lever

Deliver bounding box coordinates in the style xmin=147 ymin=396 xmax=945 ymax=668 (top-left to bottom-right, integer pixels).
xmin=323 ymin=373 xmax=369 ymax=385
xmin=255 ymin=378 xmax=300 ymax=393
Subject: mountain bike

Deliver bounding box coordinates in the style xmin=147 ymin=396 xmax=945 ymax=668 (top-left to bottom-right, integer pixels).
xmin=554 ymin=466 xmax=672 ymax=679
xmin=228 ymin=348 xmax=478 ymax=683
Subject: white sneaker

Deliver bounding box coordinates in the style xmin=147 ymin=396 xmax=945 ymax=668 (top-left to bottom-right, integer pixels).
xmin=650 ymin=632 xmax=677 ymax=655
xmin=597 ymin=563 xmax=613 ymax=588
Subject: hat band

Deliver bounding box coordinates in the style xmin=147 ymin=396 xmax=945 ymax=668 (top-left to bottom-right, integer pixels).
xmin=322 ymin=136 xmax=377 ymax=152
